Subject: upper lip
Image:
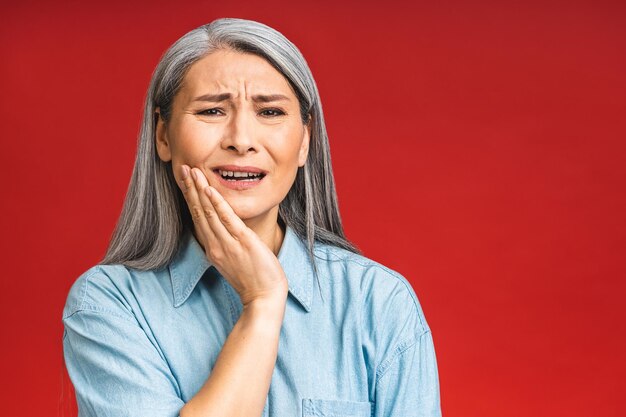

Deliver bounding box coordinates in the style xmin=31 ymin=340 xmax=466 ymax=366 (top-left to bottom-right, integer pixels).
xmin=212 ymin=165 xmax=267 ymax=174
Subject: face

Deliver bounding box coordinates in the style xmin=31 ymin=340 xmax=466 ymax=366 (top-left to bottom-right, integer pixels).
xmin=155 ymin=49 xmax=310 ymax=224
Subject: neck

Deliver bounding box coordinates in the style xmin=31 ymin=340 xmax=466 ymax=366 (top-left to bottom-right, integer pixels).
xmin=243 ymin=209 xmax=285 ymax=256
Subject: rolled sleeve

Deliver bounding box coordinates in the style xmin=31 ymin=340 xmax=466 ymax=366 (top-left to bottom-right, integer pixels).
xmin=374 ymin=330 xmax=441 ymax=417
xmin=63 ymin=307 xmax=185 ymax=417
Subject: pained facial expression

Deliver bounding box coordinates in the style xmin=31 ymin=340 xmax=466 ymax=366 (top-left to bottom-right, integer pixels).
xmin=156 ymin=49 xmax=310 ymax=223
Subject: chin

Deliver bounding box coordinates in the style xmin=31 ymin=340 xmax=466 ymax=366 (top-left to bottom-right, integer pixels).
xmin=228 ymin=201 xmax=266 ymax=221
xmin=229 ymin=198 xmax=281 ymax=224
xmin=233 ymin=209 xmax=261 ymax=221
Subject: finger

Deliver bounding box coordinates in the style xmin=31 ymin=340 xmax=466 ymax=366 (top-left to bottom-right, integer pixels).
xmin=203 ymin=184 xmax=248 ymax=241
xmin=179 ymin=164 xmax=216 ymax=245
xmin=190 ymin=167 xmax=234 ymax=244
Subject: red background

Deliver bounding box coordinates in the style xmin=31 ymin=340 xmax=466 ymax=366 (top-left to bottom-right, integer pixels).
xmin=1 ymin=1 xmax=624 ymax=416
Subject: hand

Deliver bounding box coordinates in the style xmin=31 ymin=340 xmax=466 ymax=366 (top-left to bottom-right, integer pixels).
xmin=176 ymin=164 xmax=288 ymax=307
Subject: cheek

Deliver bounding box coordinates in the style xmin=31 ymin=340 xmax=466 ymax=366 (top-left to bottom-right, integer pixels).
xmin=170 ymin=122 xmax=221 ymax=163
xmin=267 ymin=139 xmax=303 ymax=193
xmin=269 ymin=125 xmax=305 ymax=166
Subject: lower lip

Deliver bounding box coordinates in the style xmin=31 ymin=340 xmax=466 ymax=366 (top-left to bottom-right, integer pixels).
xmin=211 ymin=170 xmax=266 ymax=191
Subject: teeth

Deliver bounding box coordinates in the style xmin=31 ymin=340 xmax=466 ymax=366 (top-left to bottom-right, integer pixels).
xmin=218 ymin=169 xmax=264 ymax=179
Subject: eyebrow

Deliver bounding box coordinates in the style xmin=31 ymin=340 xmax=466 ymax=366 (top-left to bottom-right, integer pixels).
xmin=192 ymin=93 xmax=291 ymax=103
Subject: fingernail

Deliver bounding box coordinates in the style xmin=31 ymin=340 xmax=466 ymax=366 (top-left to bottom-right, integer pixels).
xmin=205 ymin=186 xmax=212 ymax=198
xmin=191 ymin=169 xmax=198 ymax=181
xmin=182 ymin=165 xmax=189 ymax=179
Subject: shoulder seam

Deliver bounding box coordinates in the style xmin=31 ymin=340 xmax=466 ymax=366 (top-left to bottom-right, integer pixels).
xmin=62 ymin=303 xmax=137 ymax=323
xmin=63 ymin=265 xmax=135 ymax=321
xmin=375 ymin=329 xmax=431 ymax=383
xmin=64 ymin=266 xmax=106 ymax=318
xmin=363 ymin=263 xmax=428 ymax=333
xmin=317 ymin=248 xmax=430 ymax=335
xmin=376 ymin=265 xmax=428 ymax=332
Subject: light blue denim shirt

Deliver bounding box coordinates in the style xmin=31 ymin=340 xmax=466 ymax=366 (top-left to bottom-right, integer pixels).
xmin=62 ymin=225 xmax=441 ymax=417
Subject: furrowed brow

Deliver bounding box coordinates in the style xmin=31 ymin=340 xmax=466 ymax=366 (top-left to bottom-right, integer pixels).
xmin=192 ymin=93 xmax=232 ymax=103
xmin=192 ymin=93 xmax=290 ymax=103
xmin=251 ymin=94 xmax=290 ymax=103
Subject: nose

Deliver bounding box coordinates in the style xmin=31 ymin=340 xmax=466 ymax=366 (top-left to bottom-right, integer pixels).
xmin=220 ymin=109 xmax=257 ymax=155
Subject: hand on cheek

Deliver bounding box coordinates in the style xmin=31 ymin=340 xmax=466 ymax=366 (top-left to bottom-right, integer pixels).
xmin=176 ymin=164 xmax=288 ymax=306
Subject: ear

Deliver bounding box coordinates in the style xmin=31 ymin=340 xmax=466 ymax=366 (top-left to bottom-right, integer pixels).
xmin=155 ymin=108 xmax=172 ymax=162
xmin=298 ymin=120 xmax=311 ymax=167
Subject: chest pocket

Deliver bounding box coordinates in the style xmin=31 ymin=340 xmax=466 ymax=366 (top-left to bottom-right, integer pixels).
xmin=302 ymin=398 xmax=372 ymax=417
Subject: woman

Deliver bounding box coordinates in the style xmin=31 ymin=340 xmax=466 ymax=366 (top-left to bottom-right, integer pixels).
xmin=62 ymin=17 xmax=441 ymax=417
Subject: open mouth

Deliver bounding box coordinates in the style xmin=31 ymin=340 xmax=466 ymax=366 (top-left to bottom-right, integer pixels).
xmin=213 ymin=169 xmax=267 ymax=182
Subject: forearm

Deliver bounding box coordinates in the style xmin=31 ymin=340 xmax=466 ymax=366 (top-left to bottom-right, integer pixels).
xmin=180 ymin=294 xmax=287 ymax=417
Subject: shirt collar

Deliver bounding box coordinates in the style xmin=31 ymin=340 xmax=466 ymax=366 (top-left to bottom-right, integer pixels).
xmin=169 ymin=224 xmax=314 ymax=312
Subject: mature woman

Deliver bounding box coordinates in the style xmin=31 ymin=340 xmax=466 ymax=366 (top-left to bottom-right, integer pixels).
xmin=62 ymin=17 xmax=441 ymax=417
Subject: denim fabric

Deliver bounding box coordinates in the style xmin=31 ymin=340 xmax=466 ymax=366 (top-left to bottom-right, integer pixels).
xmin=62 ymin=225 xmax=441 ymax=416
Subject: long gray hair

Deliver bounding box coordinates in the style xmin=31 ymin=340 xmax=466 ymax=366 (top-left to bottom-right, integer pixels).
xmin=102 ymin=17 xmax=360 ymax=279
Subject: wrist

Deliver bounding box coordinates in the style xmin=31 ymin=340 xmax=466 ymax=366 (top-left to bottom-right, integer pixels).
xmin=242 ymin=290 xmax=288 ymax=324
xmin=240 ymin=280 xmax=289 ymax=308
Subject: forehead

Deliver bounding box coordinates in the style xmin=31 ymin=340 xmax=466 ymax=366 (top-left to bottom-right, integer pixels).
xmin=180 ymin=49 xmax=295 ymax=97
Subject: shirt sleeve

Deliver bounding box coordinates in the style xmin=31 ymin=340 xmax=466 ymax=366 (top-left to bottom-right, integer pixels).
xmin=366 ymin=266 xmax=442 ymax=417
xmin=63 ymin=306 xmax=185 ymax=417
xmin=373 ymin=329 xmax=441 ymax=417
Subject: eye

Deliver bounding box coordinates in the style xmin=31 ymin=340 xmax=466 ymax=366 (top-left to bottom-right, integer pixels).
xmin=260 ymin=108 xmax=286 ymax=117
xmin=197 ymin=108 xmax=223 ymax=116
